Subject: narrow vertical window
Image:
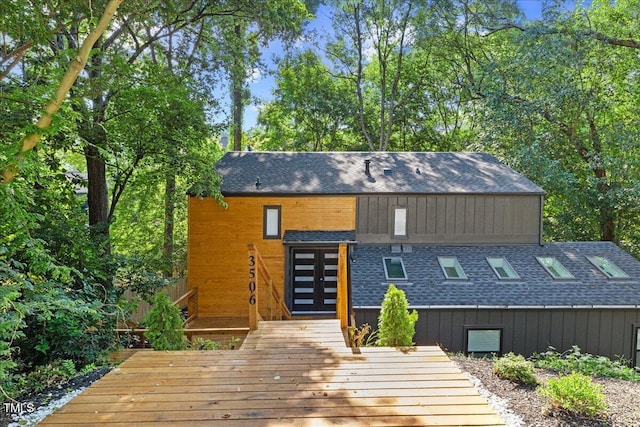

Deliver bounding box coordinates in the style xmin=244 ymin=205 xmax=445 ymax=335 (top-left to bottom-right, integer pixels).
xmin=394 ymin=207 xmax=407 ymax=237
xmin=263 ymin=206 xmax=281 ymax=239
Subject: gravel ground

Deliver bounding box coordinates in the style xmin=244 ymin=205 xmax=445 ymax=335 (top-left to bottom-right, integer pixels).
xmin=451 ymin=355 xmax=640 ymax=427
xmin=0 ymin=368 xmax=111 ymax=427
xmin=2 ymin=358 xmax=639 ymax=426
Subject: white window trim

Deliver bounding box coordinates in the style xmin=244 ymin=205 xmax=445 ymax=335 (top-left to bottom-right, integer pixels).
xmin=486 ymin=257 xmax=520 ymax=280
xmin=437 ymin=256 xmax=468 ymax=280
xmin=383 ymin=257 xmax=408 ymax=280
xmin=263 ymin=206 xmax=281 ymax=239
xmin=536 ymin=256 xmax=574 ymax=279
xmin=587 ymin=256 xmax=629 ymax=279
xmin=393 ymin=207 xmax=407 ymax=238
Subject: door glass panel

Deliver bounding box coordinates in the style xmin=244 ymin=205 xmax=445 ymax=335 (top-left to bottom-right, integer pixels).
xmin=292 ymin=249 xmax=338 ymax=313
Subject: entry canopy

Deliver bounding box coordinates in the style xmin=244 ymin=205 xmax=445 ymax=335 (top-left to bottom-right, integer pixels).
xmin=283 ymin=230 xmax=357 ymax=244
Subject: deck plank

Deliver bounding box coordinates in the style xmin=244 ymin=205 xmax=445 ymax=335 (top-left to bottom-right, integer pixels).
xmin=40 ymin=319 xmax=506 ymax=426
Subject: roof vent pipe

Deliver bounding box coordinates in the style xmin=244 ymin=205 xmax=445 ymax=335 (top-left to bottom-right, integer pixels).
xmin=364 ymin=159 xmax=371 ymax=175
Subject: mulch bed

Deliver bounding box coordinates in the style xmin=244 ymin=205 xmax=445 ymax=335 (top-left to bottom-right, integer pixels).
xmin=450 ymin=355 xmax=640 ymax=426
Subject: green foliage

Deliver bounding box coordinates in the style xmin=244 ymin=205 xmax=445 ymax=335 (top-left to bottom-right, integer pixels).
xmin=114 ymin=256 xmax=175 ymax=302
xmin=190 ymin=338 xmax=220 ymax=350
xmin=0 ymin=173 xmax=115 ymax=398
xmin=188 ymin=336 xmax=241 ymax=350
xmin=145 ymin=291 xmax=187 ymax=351
xmin=532 ymin=346 xmax=640 ymax=381
xmin=537 ymin=372 xmax=608 ymax=418
xmin=493 ymin=352 xmax=538 ymax=384
xmin=376 ymin=284 xmax=418 ymax=347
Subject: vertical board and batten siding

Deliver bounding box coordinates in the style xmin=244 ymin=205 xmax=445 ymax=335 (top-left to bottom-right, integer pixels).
xmin=356 ymin=195 xmax=542 ymax=244
xmin=356 ymin=308 xmax=640 ymax=361
xmin=188 ymin=196 xmax=356 ymax=318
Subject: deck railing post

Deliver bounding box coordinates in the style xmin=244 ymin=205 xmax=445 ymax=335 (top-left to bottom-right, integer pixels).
xmin=248 ymin=243 xmax=259 ymax=330
xmin=337 ymin=243 xmax=348 ymax=329
xmin=267 ymin=278 xmax=274 ymax=320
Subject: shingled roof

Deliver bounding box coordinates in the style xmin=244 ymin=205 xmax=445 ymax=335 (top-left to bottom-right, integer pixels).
xmin=351 ymin=241 xmax=640 ymax=308
xmin=216 ymin=151 xmax=545 ymax=196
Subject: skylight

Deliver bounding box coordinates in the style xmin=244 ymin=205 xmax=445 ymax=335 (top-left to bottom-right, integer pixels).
xmin=438 ymin=257 xmax=467 ymax=280
xmin=536 ymin=257 xmax=574 ymax=279
xmin=587 ymin=256 xmax=629 ymax=279
xmin=487 ymin=257 xmax=519 ymax=280
xmin=383 ymin=257 xmax=407 ymax=280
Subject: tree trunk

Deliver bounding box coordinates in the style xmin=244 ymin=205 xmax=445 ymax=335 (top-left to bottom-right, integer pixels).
xmin=85 ymin=141 xmax=109 ymax=229
xmin=162 ymin=170 xmax=176 ymax=278
xmin=231 ymin=21 xmax=244 ymax=151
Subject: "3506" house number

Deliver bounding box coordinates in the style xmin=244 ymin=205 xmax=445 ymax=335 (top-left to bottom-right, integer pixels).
xmin=248 ymin=255 xmax=256 ymax=305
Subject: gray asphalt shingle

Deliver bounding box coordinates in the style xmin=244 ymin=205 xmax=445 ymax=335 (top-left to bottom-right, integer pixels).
xmin=217 ymin=151 xmax=545 ymax=195
xmin=351 ymin=241 xmax=640 ymax=308
xmin=283 ymin=230 xmax=357 ymax=243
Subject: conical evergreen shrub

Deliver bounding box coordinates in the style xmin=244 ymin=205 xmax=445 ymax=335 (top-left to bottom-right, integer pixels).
xmin=376 ymin=284 xmax=418 ymax=347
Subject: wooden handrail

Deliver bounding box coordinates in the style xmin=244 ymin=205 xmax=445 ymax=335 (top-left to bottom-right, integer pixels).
xmin=336 ymin=243 xmax=349 ymax=329
xmin=173 ymin=287 xmax=198 ymax=326
xmin=248 ymin=243 xmax=291 ymax=330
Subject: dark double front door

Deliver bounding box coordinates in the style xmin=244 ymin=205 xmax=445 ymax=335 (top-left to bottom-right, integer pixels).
xmin=291 ymin=248 xmax=338 ymax=313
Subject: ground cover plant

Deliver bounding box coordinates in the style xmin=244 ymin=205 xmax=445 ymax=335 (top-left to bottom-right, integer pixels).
xmin=537 ymin=371 xmax=608 ymax=418
xmin=533 ymin=346 xmax=640 ymax=381
xmin=493 ymin=352 xmax=538 ymax=384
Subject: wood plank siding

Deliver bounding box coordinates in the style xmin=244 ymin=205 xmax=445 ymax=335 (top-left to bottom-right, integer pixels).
xmin=188 ymin=196 xmax=356 ymax=318
xmin=356 ymin=195 xmax=542 ymax=244
xmin=356 ymin=308 xmax=640 ymax=361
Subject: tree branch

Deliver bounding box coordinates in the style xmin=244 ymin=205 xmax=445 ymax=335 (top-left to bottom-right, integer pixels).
xmin=1 ymin=0 xmax=125 ymax=184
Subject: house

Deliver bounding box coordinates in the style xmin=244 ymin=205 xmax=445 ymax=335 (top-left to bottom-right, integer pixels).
xmin=187 ymin=151 xmax=640 ymax=365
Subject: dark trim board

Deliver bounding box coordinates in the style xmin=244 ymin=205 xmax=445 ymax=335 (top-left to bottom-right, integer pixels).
xmin=354 ymin=307 xmax=640 ymax=362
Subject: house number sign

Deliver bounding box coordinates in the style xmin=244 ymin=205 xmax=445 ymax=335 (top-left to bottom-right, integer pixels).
xmin=248 ymin=254 xmax=256 ymax=305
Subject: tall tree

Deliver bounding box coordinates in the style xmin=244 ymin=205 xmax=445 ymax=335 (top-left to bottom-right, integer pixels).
xmin=468 ymin=1 xmax=640 ymax=244
xmin=257 ymin=50 xmax=355 ymax=151
xmin=1 ymin=0 xmax=124 ymax=184
xmin=327 ymin=0 xmax=433 ymax=151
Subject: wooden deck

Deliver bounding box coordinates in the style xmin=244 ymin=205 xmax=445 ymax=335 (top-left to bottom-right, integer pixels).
xmin=40 ymin=319 xmax=506 ymax=426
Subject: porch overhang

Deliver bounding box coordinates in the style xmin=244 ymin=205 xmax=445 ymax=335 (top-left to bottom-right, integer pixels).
xmin=283 ymin=230 xmax=357 ymax=245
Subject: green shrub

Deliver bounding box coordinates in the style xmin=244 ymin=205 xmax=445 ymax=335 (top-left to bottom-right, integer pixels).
xmin=376 ymin=284 xmax=418 ymax=347
xmin=533 ymin=346 xmax=640 ymax=381
xmin=493 ymin=352 xmax=538 ymax=384
xmin=190 ymin=338 xmax=220 ymax=350
xmin=145 ymin=291 xmax=187 ymax=350
xmin=537 ymin=372 xmax=608 ymax=417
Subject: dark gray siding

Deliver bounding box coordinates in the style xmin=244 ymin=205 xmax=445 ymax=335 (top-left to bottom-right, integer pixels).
xmin=356 ymin=195 xmax=542 ymax=244
xmin=355 ymin=308 xmax=640 ymax=362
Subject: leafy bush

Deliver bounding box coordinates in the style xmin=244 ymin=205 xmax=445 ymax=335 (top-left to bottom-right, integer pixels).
xmin=114 ymin=256 xmax=176 ymax=303
xmin=5 ymin=359 xmax=80 ymax=396
xmin=190 ymin=338 xmax=220 ymax=350
xmin=376 ymin=284 xmax=418 ymax=347
xmin=493 ymin=352 xmax=538 ymax=384
xmin=533 ymin=346 xmax=640 ymax=381
xmin=537 ymin=372 xmax=608 ymax=417
xmin=145 ymin=291 xmax=187 ymax=350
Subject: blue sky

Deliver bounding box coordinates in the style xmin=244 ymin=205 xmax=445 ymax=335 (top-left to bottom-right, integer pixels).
xmin=239 ymin=1 xmax=546 ymax=131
